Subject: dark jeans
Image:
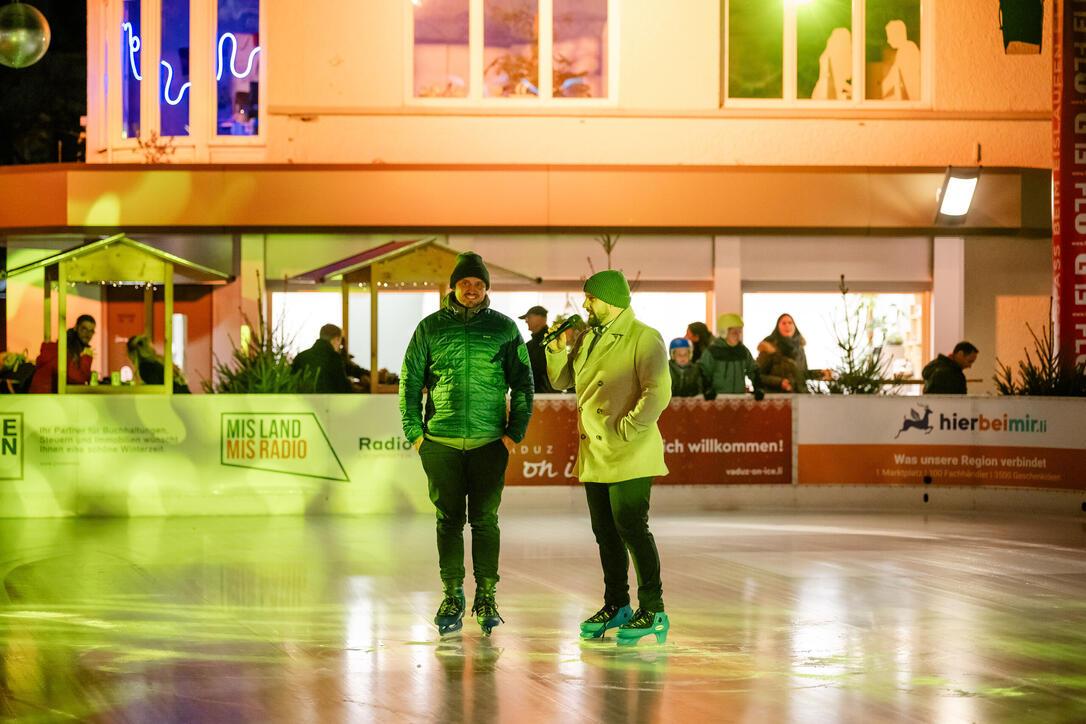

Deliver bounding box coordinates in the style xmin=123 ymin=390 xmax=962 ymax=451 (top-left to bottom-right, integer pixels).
xmin=418 ymin=439 xmax=509 ymax=586
xmin=584 ymin=477 xmax=664 ymax=612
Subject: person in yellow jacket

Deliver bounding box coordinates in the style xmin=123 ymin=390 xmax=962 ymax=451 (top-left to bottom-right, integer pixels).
xmin=545 ymin=270 xmax=672 ymax=645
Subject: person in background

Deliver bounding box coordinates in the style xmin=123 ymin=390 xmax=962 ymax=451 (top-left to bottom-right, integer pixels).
xmin=126 ymin=335 xmax=191 ymax=393
xmin=699 ymin=313 xmax=764 ymax=400
xmin=685 ymin=322 xmax=712 ymax=364
xmin=400 ymin=251 xmax=533 ymax=637
xmin=30 ymin=314 xmax=95 ymax=393
xmin=292 ymin=323 xmax=351 ymax=393
xmin=668 ymin=338 xmax=710 ymax=398
xmin=922 ymin=341 xmax=978 ymax=394
xmin=756 ymin=313 xmax=831 ymax=393
xmin=519 ymin=305 xmax=556 ymax=393
xmin=0 ymin=351 xmax=35 ymax=393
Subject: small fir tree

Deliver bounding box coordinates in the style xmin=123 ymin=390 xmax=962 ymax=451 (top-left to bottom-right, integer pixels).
xmin=203 ymin=273 xmax=318 ymax=393
xmin=994 ymin=315 xmax=1086 ymax=396
xmin=821 ymin=275 xmax=897 ymax=395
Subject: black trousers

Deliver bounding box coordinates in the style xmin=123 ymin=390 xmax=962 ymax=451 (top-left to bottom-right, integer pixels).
xmin=583 ymin=477 xmax=664 ymax=612
xmin=418 ymin=439 xmax=509 ymax=586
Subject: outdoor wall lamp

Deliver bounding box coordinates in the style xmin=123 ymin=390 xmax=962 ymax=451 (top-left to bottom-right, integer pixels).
xmin=935 ymin=166 xmax=980 ymax=224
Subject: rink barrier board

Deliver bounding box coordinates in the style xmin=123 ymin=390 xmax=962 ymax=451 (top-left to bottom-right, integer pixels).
xmin=0 ymin=394 xmax=1081 ymax=517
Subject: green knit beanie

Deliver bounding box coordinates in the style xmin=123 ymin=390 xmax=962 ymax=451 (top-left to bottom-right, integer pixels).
xmin=449 ymin=251 xmax=490 ymax=289
xmin=583 ymin=270 xmax=631 ymax=308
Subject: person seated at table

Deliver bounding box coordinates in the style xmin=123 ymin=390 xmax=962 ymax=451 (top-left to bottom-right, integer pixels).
xmin=126 ymin=334 xmax=191 ymax=393
xmin=291 ymin=323 xmax=351 ymax=393
xmin=30 ymin=314 xmax=96 ymax=393
xmin=0 ymin=351 xmax=35 ymax=393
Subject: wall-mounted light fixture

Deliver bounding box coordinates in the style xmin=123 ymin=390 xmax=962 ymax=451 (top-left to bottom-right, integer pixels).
xmin=935 ymin=166 xmax=981 ymax=224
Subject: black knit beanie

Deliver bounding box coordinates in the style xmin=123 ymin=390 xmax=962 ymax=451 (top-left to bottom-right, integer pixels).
xmin=449 ymin=251 xmax=490 ymax=289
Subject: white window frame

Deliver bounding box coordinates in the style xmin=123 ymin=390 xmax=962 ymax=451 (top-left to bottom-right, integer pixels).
xmin=104 ymin=0 xmax=265 ymax=157
xmin=723 ymin=0 xmax=932 ymax=109
xmin=207 ymin=0 xmax=267 ymax=149
xmin=406 ymin=0 xmax=619 ymax=107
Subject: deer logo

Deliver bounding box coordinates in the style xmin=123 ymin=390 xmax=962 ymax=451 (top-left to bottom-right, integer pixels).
xmin=894 ymin=404 xmax=934 ymax=439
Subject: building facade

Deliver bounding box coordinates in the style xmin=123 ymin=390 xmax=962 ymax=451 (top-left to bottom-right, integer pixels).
xmin=0 ymin=0 xmax=1054 ymax=392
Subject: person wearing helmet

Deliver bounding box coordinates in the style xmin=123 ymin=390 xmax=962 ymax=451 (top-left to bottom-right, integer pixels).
xmin=668 ymin=337 xmax=710 ymax=398
xmin=698 ymin=313 xmax=764 ymax=400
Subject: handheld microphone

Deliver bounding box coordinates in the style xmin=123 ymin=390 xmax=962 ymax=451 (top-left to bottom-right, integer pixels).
xmin=541 ymin=314 xmax=583 ymax=346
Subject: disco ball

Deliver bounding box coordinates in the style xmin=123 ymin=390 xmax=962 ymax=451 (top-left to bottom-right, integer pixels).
xmin=0 ymin=3 xmax=51 ymax=69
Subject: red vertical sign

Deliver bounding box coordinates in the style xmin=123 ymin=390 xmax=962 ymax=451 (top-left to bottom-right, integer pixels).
xmin=1053 ymin=0 xmax=1086 ymax=369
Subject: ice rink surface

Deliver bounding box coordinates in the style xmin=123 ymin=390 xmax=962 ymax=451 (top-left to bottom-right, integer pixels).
xmin=1 ymin=510 xmax=1085 ymax=722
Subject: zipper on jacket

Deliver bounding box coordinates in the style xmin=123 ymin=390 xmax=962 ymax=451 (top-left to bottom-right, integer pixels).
xmin=463 ymin=318 xmax=470 ymax=438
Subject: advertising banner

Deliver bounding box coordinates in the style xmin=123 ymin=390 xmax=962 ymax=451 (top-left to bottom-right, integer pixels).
xmin=0 ymin=395 xmax=430 ymax=518
xmin=509 ymin=397 xmax=792 ymax=485
xmin=797 ymin=397 xmax=1086 ymax=490
xmin=0 ymin=394 xmax=793 ymax=517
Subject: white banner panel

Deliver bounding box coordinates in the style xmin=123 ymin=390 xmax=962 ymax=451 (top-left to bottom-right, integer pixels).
xmin=797 ymin=396 xmax=1086 ymax=489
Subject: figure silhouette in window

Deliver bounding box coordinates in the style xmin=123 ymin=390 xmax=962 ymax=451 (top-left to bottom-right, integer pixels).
xmin=812 ymin=27 xmax=852 ymax=100
xmin=881 ymin=20 xmax=919 ymax=100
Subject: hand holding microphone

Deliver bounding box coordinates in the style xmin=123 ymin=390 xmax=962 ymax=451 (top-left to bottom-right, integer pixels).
xmin=544 ymin=314 xmax=582 ymax=352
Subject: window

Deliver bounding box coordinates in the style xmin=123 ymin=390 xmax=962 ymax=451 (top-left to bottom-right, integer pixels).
xmin=113 ymin=0 xmax=262 ymax=142
xmin=412 ymin=0 xmax=614 ymax=102
xmin=743 ymin=291 xmax=927 ymax=391
xmin=121 ymin=0 xmax=141 ymax=138
xmin=723 ymin=0 xmax=925 ymax=106
xmin=414 ymin=0 xmax=470 ymax=97
xmin=161 ymin=0 xmax=191 ymax=136
xmin=216 ymin=0 xmax=261 ymax=136
xmin=553 ymin=0 xmax=607 ymax=98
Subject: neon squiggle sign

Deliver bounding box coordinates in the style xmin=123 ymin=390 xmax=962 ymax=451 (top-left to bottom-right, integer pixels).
xmin=216 ymin=33 xmax=261 ymax=82
xmin=121 ymin=24 xmax=261 ymax=107
xmin=122 ymin=21 xmax=142 ymax=80
xmin=160 ymin=61 xmax=191 ymax=105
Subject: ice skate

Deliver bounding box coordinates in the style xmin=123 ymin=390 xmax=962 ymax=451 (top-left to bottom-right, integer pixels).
xmin=435 ymin=586 xmax=466 ymax=636
xmin=472 ymin=580 xmax=504 ymax=635
xmin=579 ymin=602 xmax=633 ymax=640
xmin=616 ymin=609 xmax=669 ymax=646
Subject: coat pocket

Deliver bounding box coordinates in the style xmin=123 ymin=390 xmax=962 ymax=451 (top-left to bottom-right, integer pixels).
xmin=618 ymin=414 xmax=649 ymax=442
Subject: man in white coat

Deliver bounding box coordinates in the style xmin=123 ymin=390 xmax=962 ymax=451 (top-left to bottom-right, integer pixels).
xmin=545 ymin=270 xmax=672 ymax=645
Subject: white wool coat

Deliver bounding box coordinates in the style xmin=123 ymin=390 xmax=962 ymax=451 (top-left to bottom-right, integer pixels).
xmin=546 ymin=307 xmax=671 ymax=483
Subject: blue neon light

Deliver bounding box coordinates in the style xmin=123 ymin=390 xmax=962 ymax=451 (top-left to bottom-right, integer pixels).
xmin=161 ymin=60 xmax=191 ymax=105
xmin=216 ymin=32 xmax=261 ymax=81
xmin=121 ymin=24 xmax=261 ymax=106
xmin=122 ymin=21 xmax=142 ymax=80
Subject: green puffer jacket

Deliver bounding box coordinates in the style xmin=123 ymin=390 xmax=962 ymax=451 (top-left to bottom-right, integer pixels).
xmin=400 ymin=294 xmax=533 ymax=444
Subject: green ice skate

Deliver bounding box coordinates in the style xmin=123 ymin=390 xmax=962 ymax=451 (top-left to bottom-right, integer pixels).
xmin=435 ymin=586 xmax=466 ymax=635
xmin=579 ymin=602 xmax=633 ymax=640
xmin=616 ymin=608 xmax=669 ymax=646
xmin=472 ymin=580 xmax=504 ymax=635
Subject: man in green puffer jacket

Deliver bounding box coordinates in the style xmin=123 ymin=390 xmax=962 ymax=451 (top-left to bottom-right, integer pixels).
xmin=400 ymin=251 xmax=533 ymax=636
